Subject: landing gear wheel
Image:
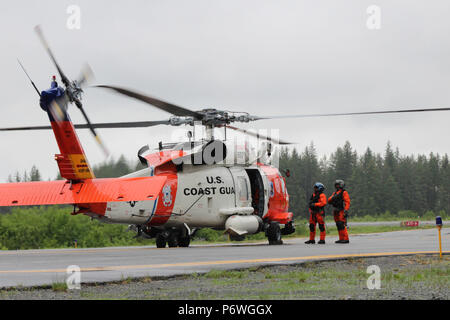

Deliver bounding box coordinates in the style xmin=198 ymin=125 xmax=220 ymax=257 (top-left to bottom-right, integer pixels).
xmin=167 ymin=232 xmax=178 ymax=248
xmin=178 ymin=236 xmax=191 ymax=247
xmin=266 ymin=221 xmax=283 ymax=245
xmin=156 ymin=234 xmax=167 ymax=248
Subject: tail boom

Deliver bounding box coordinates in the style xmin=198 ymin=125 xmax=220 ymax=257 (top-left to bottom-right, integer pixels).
xmin=51 ymin=120 xmax=95 ymax=180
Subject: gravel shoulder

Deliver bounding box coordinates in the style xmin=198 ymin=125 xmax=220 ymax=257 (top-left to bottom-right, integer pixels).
xmin=0 ymin=254 xmax=448 ymax=300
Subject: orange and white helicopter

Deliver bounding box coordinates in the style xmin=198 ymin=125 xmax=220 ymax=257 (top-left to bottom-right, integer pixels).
xmin=1 ymin=26 xmax=449 ymax=248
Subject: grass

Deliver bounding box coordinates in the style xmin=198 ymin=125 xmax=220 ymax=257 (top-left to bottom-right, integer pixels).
xmin=2 ymin=255 xmax=448 ymax=299
xmin=51 ymin=281 xmax=68 ymax=292
xmin=204 ymin=269 xmax=250 ymax=279
xmin=176 ymin=255 xmax=450 ymax=299
xmin=120 ymin=276 xmax=133 ymax=285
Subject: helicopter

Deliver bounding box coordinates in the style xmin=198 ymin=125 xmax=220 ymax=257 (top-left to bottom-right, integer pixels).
xmin=0 ymin=26 xmax=449 ymax=248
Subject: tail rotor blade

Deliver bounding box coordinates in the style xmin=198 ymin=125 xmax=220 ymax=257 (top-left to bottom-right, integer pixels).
xmin=49 ymin=99 xmax=68 ymax=123
xmin=34 ymin=25 xmax=70 ymax=87
xmin=47 ymin=93 xmax=70 ymax=124
xmin=77 ymin=63 xmax=95 ymax=88
xmin=49 ymin=94 xmax=109 ymax=157
xmin=76 ymin=103 xmax=109 ymax=156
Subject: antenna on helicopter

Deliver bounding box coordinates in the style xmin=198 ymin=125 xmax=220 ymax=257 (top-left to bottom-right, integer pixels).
xmin=17 ymin=59 xmax=41 ymax=97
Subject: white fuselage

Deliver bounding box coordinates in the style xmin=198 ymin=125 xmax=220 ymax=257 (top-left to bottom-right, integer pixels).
xmin=167 ymin=165 xmax=254 ymax=228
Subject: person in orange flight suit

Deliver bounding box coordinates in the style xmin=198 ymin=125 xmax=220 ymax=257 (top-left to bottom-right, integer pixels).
xmin=305 ymin=182 xmax=327 ymax=244
xmin=328 ymin=179 xmax=351 ymax=243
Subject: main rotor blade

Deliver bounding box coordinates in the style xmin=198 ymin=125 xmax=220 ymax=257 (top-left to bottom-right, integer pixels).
xmin=0 ymin=120 xmax=170 ymax=131
xmin=34 ymin=25 xmax=70 ymax=87
xmin=255 ymin=107 xmax=450 ymax=120
xmin=95 ymin=85 xmax=203 ymax=119
xmin=77 ymin=63 xmax=95 ymax=88
xmin=225 ymin=125 xmax=295 ymax=145
xmin=0 ymin=125 xmax=54 ymax=131
xmin=75 ymin=120 xmax=171 ymax=129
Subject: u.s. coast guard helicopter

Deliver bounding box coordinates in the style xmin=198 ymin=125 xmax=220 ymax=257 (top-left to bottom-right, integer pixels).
xmin=0 ymin=26 xmax=448 ymax=248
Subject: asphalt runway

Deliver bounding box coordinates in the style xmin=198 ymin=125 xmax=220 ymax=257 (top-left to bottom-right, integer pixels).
xmin=347 ymin=220 xmax=449 ymax=226
xmin=0 ymin=228 xmax=448 ymax=288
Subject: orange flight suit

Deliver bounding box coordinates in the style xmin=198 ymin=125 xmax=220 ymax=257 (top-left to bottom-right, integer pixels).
xmin=309 ymin=192 xmax=327 ymax=241
xmin=328 ymin=189 xmax=350 ymax=241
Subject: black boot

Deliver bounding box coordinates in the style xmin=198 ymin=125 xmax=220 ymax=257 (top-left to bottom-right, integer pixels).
xmin=318 ymin=240 xmax=325 ymax=244
xmin=305 ymin=240 xmax=315 ymax=244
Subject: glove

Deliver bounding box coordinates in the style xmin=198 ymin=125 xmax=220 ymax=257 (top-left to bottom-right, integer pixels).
xmin=309 ymin=203 xmax=316 ymax=209
xmin=344 ymin=210 xmax=349 ymax=218
xmin=330 ymin=195 xmax=338 ymax=205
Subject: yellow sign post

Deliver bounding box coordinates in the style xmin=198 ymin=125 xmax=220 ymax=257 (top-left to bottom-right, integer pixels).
xmin=436 ymin=216 xmax=443 ymax=259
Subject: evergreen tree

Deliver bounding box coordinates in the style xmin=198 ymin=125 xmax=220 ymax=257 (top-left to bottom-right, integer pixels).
xmin=348 ymin=148 xmax=382 ymax=216
xmin=439 ymin=155 xmax=450 ymax=214
xmin=30 ymin=165 xmax=41 ymax=181
xmin=12 ymin=171 xmax=21 ymax=182
xmin=330 ymin=141 xmax=357 ymax=183
xmin=384 ymin=141 xmax=398 ymax=175
xmin=396 ymin=155 xmax=426 ymax=213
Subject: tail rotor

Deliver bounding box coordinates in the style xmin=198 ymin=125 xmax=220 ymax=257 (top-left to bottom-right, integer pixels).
xmin=34 ymin=25 xmax=109 ymax=157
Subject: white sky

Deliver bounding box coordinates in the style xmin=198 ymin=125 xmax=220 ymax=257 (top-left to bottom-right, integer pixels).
xmin=0 ymin=1 xmax=449 ymax=181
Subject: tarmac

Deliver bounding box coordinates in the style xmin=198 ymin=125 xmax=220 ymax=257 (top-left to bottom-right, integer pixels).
xmin=0 ymin=228 xmax=447 ymax=288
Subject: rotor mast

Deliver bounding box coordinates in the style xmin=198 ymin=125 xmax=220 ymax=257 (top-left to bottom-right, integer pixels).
xmin=205 ymin=124 xmax=214 ymax=141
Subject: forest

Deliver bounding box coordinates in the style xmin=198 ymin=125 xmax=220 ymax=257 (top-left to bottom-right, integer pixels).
xmin=0 ymin=142 xmax=448 ymax=249
xmin=280 ymin=141 xmax=449 ymax=218
xmin=4 ymin=141 xmax=449 ymax=218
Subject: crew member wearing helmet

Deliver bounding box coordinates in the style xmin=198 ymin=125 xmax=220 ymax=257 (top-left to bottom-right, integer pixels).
xmin=305 ymin=182 xmax=327 ymax=244
xmin=328 ymin=179 xmax=351 ymax=243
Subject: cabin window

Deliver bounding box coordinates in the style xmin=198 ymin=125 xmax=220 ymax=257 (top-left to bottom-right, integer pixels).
xmin=237 ymin=176 xmax=248 ymax=201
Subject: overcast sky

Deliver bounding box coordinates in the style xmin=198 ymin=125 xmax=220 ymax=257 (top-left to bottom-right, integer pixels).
xmin=0 ymin=0 xmax=449 ymax=181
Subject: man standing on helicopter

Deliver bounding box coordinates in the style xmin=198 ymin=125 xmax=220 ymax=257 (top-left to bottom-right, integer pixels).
xmin=328 ymin=179 xmax=351 ymax=244
xmin=305 ymin=182 xmax=327 ymax=244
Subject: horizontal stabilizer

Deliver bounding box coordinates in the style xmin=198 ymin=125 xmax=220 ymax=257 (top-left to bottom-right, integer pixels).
xmin=0 ymin=176 xmax=167 ymax=207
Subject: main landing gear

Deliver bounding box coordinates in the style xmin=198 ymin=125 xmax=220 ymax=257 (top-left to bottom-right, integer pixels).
xmin=156 ymin=228 xmax=191 ymax=248
xmin=265 ymin=221 xmax=295 ymax=245
xmin=266 ymin=221 xmax=283 ymax=245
